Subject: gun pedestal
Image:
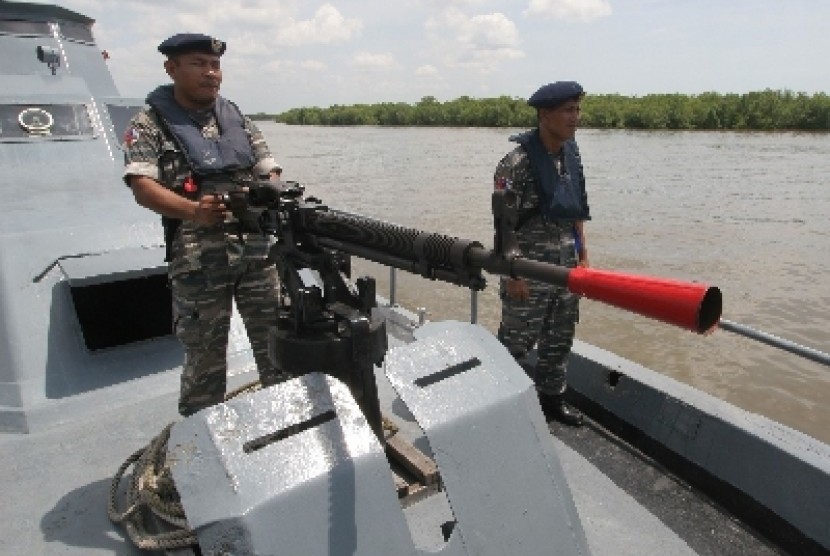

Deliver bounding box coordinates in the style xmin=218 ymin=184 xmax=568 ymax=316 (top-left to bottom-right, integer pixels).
xmin=267 ymin=255 xmax=442 ymax=499
xmin=169 ymin=323 xmax=591 ymax=556
xmin=268 ymin=270 xmax=388 ymax=441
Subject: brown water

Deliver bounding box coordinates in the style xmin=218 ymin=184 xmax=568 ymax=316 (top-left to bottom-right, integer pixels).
xmin=260 ymin=122 xmax=830 ymax=444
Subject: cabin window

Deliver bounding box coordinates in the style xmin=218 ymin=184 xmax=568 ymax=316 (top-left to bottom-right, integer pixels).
xmin=0 ymin=19 xmax=51 ymax=37
xmin=70 ymin=274 xmax=173 ymax=351
xmin=59 ymin=21 xmax=94 ymax=44
xmin=0 ymin=103 xmax=94 ymax=140
xmin=106 ymin=104 xmax=143 ymax=143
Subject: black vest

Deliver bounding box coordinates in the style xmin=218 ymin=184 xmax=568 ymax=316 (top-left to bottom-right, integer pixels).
xmin=513 ymin=129 xmax=589 ymax=222
xmin=146 ymin=84 xmax=255 ymax=174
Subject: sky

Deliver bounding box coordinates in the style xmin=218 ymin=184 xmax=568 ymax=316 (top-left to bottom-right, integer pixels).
xmin=35 ymin=0 xmax=830 ymax=113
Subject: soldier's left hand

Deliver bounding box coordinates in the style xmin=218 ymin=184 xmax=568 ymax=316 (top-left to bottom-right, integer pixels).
xmin=193 ymin=194 xmax=228 ymax=226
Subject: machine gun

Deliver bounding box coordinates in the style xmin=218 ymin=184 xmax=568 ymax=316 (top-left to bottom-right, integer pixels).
xmin=223 ymin=180 xmax=722 ymax=441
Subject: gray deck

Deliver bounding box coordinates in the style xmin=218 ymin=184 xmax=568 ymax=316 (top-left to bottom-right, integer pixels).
xmin=0 ymin=325 xmax=787 ymax=556
xmin=0 ymin=3 xmax=823 ymax=554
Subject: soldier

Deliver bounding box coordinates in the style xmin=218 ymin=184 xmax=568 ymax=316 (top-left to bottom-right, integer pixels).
xmin=494 ymin=81 xmax=590 ymax=426
xmin=123 ymin=33 xmax=284 ymax=416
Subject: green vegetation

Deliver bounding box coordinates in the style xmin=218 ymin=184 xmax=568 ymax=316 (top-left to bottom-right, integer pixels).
xmin=250 ymin=90 xmax=830 ymax=131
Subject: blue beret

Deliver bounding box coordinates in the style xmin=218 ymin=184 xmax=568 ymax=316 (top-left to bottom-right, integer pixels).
xmin=158 ymin=33 xmax=226 ymax=57
xmin=527 ymin=81 xmax=584 ymax=108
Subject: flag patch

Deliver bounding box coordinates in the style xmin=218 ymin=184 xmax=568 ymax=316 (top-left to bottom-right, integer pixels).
xmin=123 ymin=127 xmax=140 ymax=147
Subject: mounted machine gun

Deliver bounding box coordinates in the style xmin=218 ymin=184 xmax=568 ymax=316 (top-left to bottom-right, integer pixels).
xmin=222 ymin=180 xmax=723 ymax=440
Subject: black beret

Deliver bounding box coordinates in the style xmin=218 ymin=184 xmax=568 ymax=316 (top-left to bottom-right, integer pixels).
xmin=527 ymin=81 xmax=584 ymax=108
xmin=158 ymin=33 xmax=226 ymax=57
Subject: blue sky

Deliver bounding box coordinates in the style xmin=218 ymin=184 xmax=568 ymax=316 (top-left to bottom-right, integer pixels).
xmin=42 ymin=0 xmax=830 ymax=113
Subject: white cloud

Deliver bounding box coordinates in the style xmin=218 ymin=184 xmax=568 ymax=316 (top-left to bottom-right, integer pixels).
xmin=179 ymin=1 xmax=287 ymax=31
xmin=274 ymin=4 xmax=362 ymax=47
xmin=352 ymin=52 xmax=399 ymax=71
xmin=524 ymin=0 xmax=612 ymax=22
xmin=261 ymin=59 xmax=328 ymax=74
xmin=295 ymin=60 xmax=328 ymax=72
xmin=419 ymin=0 xmax=483 ymax=5
xmin=33 ymin=0 xmax=830 ymax=112
xmin=427 ymin=9 xmax=524 ymax=73
xmin=458 ymin=13 xmax=521 ymax=50
xmin=415 ymin=64 xmax=439 ymax=77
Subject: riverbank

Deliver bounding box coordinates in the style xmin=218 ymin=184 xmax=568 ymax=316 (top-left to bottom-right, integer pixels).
xmin=252 ymin=89 xmax=830 ymax=131
xmin=259 ymin=123 xmax=830 ymax=444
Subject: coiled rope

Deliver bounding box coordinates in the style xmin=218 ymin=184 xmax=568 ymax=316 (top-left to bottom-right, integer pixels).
xmin=107 ymin=423 xmax=197 ymax=551
xmin=108 ymin=378 xmax=398 ymax=551
xmin=107 ymin=380 xmax=265 ymax=551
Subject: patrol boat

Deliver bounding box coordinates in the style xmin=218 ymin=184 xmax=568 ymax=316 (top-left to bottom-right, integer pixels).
xmin=1 ymin=2 xmax=829 ymax=555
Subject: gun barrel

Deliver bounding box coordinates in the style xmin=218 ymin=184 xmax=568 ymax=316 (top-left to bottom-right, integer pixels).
xmin=301 ymin=208 xmax=722 ymax=335
xmin=466 ymin=248 xmax=720 ymax=334
xmin=567 ymin=267 xmax=721 ymax=334
xmin=302 ymin=208 xmax=487 ymax=288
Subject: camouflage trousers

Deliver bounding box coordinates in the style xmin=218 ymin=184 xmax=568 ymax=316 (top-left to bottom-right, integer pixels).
xmin=172 ymin=258 xmax=281 ymax=416
xmin=497 ymin=224 xmax=580 ymax=396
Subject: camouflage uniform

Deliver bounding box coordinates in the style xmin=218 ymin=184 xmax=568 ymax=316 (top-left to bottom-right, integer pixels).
xmin=124 ymin=108 xmax=284 ymax=416
xmin=494 ymin=140 xmax=585 ymax=396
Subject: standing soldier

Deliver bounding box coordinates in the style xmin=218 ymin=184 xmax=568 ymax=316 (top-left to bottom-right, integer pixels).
xmin=123 ymin=33 xmax=284 ymax=416
xmin=494 ymin=81 xmax=590 ymax=426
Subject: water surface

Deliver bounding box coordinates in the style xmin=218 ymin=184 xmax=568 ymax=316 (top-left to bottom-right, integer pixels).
xmin=260 ymin=123 xmax=830 ymax=444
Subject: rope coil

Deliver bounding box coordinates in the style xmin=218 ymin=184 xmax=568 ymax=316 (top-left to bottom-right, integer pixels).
xmin=107 ymin=423 xmax=197 ymax=551
xmin=108 ymin=379 xmax=400 ymax=551
xmin=108 ymin=380 xmax=265 ymax=551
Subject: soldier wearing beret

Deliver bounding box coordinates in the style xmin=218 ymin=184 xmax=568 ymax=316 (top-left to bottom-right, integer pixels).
xmin=123 ymin=33 xmax=285 ymax=416
xmin=493 ymin=81 xmax=590 ymax=426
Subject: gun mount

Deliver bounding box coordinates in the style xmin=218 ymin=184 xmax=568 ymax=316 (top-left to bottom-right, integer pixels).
xmin=109 ymin=180 xmax=723 ymax=555
xmin=223 ymin=180 xmax=722 ymax=441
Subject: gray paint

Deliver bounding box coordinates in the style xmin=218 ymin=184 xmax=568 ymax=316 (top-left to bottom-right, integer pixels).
xmin=392 ymin=321 xmax=591 ymax=555
xmin=170 ymin=373 xmax=424 ymax=556
xmin=1 ymin=2 xmax=828 ymax=554
xmin=58 ymin=245 xmax=167 ymax=286
xmin=0 ymin=2 xmax=255 ymax=434
xmin=569 ymin=339 xmax=830 ymax=551
xmin=170 ymin=324 xmax=590 ymax=556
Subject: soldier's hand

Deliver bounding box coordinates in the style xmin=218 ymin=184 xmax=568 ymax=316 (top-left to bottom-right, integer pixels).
xmin=505 ymin=278 xmax=530 ymax=301
xmin=193 ymin=194 xmax=227 ymax=226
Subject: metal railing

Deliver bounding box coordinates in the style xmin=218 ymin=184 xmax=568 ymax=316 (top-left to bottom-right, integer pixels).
xmin=389 ymin=268 xmax=479 ymax=325
xmin=387 ymin=268 xmax=830 ymax=369
xmin=719 ymin=319 xmax=830 ymax=368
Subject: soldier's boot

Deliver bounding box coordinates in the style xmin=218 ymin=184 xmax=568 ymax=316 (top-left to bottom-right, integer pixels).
xmin=538 ymin=392 xmax=583 ymax=427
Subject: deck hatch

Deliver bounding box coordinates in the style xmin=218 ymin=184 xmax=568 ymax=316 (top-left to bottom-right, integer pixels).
xmin=60 ymin=247 xmax=172 ymax=351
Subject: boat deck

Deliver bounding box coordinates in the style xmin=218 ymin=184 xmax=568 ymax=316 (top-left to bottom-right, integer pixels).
xmin=550 ymin=418 xmax=784 ymax=556
xmin=0 ymin=350 xmax=792 ymax=556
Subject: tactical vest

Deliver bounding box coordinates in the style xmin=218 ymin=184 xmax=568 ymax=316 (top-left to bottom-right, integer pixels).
xmin=146 ymin=84 xmax=256 ymax=175
xmin=512 ymin=129 xmax=590 ymax=223
xmin=145 ymin=85 xmax=257 ymax=261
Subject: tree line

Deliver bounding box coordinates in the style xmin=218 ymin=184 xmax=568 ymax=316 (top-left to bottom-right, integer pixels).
xmin=249 ymin=90 xmax=830 ymax=131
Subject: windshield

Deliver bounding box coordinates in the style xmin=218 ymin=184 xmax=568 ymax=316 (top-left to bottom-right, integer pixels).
xmin=105 ymin=103 xmax=143 ymax=144
xmin=0 ymin=103 xmax=94 ymax=140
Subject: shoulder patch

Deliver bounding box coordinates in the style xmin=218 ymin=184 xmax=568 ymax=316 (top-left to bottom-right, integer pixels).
xmin=123 ymin=127 xmax=140 ymax=147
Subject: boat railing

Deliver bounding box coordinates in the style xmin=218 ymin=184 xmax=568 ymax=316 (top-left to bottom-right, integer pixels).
xmin=718 ymin=319 xmax=830 ymax=368
xmin=387 ymin=267 xmax=830 ymax=369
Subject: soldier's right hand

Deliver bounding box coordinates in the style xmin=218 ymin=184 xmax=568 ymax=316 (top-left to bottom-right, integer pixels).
xmin=505 ymin=278 xmax=530 ymax=302
xmin=192 ymin=194 xmax=228 ymax=226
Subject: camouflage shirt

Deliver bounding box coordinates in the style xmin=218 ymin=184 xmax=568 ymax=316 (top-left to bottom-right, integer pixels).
xmin=493 ymin=140 xmax=587 ymax=262
xmin=123 ymin=106 xmax=280 ymax=277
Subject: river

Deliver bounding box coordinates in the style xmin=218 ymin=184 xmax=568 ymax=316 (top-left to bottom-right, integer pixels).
xmin=258 ymin=122 xmax=830 ymax=444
